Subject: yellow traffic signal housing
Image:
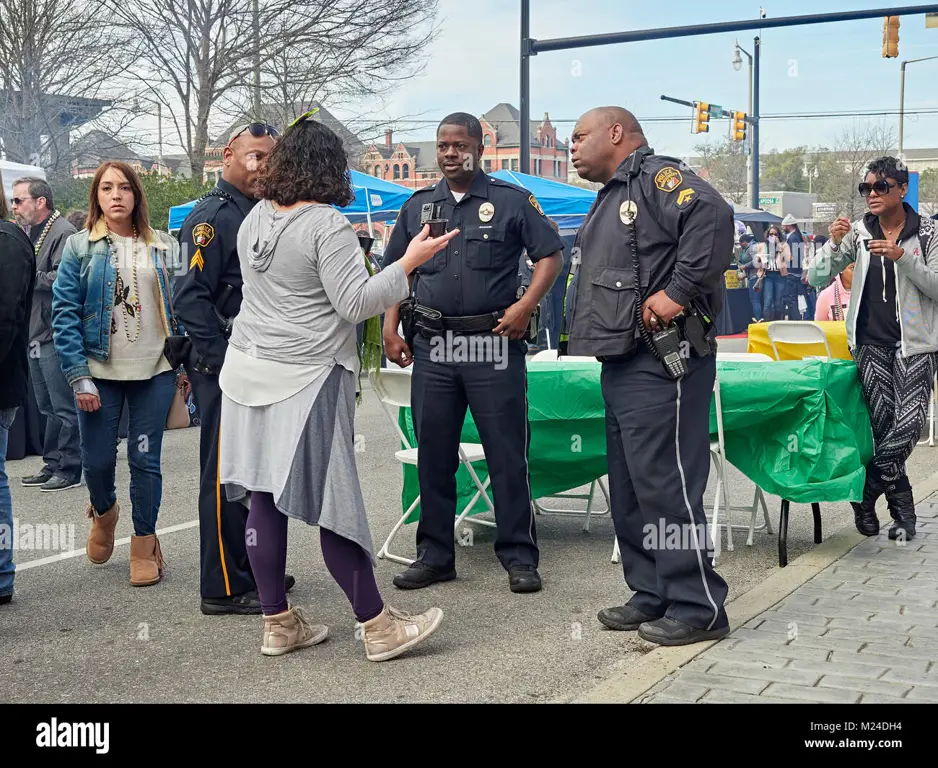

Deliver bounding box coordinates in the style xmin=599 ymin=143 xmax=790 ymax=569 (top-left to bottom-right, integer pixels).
xmin=732 ymin=111 xmax=747 ymax=141
xmin=693 ymin=102 xmax=710 ymax=134
xmin=883 ymin=16 xmax=900 ymax=58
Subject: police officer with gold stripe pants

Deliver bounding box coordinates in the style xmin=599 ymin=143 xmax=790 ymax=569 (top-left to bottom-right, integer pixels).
xmin=173 ymin=122 xmax=295 ymax=614
xmin=565 ymin=107 xmax=733 ymax=645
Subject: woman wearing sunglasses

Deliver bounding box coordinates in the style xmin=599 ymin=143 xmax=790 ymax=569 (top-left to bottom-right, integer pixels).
xmin=754 ymin=225 xmax=790 ymax=320
xmin=217 ymin=114 xmax=459 ymax=660
xmin=809 ymin=156 xmax=938 ymax=541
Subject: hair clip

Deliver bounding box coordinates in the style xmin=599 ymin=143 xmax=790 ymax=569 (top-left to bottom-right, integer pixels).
xmin=288 ymin=108 xmax=320 ymax=128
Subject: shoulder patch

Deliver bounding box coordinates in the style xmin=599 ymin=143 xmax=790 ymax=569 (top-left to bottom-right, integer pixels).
xmin=675 ymin=188 xmax=697 ymax=208
xmin=654 ymin=167 xmax=683 ymax=193
xmin=528 ymin=194 xmax=545 ymax=216
xmin=192 ymin=223 xmax=215 ymax=247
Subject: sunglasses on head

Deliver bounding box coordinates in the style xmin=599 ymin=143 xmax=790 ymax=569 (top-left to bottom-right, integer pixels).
xmin=858 ymin=179 xmax=897 ymax=197
xmin=227 ymin=122 xmax=279 ymax=146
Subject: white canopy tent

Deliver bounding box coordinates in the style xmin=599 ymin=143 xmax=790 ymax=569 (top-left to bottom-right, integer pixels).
xmin=0 ymin=160 xmax=47 ymax=204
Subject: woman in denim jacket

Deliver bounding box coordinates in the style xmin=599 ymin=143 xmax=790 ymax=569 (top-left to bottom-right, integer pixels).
xmin=52 ymin=161 xmax=190 ymax=587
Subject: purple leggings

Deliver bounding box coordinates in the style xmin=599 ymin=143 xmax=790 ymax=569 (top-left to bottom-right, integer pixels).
xmin=246 ymin=491 xmax=384 ymax=622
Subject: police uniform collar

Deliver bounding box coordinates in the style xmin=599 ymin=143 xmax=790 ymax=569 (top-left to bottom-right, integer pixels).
xmin=88 ymin=218 xmax=168 ymax=249
xmin=430 ymin=171 xmax=489 ymax=202
xmin=612 ymin=145 xmax=655 ymax=182
xmin=217 ymin=177 xmax=257 ymax=215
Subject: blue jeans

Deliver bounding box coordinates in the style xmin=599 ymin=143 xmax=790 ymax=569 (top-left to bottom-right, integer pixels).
xmin=0 ymin=407 xmax=18 ymax=598
xmin=28 ymin=341 xmax=82 ymax=483
xmin=77 ymin=372 xmax=176 ymax=535
xmin=747 ymin=275 xmax=763 ymax=321
xmin=761 ymin=272 xmax=784 ymax=321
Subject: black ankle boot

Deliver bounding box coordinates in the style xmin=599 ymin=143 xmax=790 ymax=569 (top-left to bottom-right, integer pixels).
xmin=885 ymin=480 xmax=916 ymax=541
xmin=852 ymin=470 xmax=884 ymax=536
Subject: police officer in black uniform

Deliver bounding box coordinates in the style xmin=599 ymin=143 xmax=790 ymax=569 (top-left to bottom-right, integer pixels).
xmin=565 ymin=107 xmax=733 ymax=645
xmin=382 ymin=112 xmax=564 ymax=593
xmin=173 ymin=121 xmax=294 ymax=614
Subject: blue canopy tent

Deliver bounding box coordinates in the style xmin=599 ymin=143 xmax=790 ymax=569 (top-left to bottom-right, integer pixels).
xmin=489 ymin=169 xmax=596 ymax=227
xmin=167 ymin=169 xmax=413 ymax=233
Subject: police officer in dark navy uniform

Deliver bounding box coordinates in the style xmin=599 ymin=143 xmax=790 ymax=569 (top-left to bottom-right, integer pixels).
xmin=565 ymin=107 xmax=734 ymax=645
xmin=173 ymin=121 xmax=295 ymax=614
xmin=382 ymin=112 xmax=564 ymax=593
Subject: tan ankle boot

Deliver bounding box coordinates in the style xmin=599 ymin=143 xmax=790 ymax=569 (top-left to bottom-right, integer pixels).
xmin=261 ymin=605 xmax=329 ymax=656
xmin=86 ymin=502 xmax=119 ymax=564
xmin=360 ymin=605 xmax=443 ymax=662
xmin=129 ymin=534 xmax=165 ymax=586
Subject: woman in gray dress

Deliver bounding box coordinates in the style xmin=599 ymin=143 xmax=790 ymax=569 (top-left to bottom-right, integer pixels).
xmin=218 ymin=115 xmax=458 ymax=660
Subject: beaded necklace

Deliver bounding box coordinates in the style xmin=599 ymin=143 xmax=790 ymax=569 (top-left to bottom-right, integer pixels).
xmin=105 ymin=225 xmax=142 ymax=343
xmin=33 ymin=210 xmax=60 ymax=256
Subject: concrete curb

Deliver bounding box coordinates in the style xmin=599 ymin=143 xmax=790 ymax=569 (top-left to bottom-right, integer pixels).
xmin=571 ymin=466 xmax=938 ymax=704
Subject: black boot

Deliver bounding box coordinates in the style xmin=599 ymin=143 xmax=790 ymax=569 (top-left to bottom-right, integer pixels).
xmin=884 ymin=478 xmax=916 ymax=541
xmin=851 ymin=468 xmax=884 ymax=536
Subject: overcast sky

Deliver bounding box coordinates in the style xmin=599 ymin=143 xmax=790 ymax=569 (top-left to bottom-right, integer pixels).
xmin=329 ymin=0 xmax=938 ymax=158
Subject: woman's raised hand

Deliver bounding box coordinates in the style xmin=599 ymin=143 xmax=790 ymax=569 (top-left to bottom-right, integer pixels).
xmin=400 ymin=225 xmax=460 ymax=274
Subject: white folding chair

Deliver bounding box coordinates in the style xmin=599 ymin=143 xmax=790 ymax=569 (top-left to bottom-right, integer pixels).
xmin=766 ymin=320 xmax=832 ymax=361
xmin=369 ymin=370 xmax=496 ymax=565
xmin=716 ymin=336 xmax=750 ymax=354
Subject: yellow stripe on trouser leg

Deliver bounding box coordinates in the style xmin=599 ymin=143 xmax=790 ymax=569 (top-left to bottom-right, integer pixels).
xmin=217 ymin=422 xmax=231 ymax=596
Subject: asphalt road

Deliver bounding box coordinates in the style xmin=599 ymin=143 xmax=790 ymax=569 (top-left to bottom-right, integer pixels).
xmin=2 ymin=379 xmax=935 ymax=703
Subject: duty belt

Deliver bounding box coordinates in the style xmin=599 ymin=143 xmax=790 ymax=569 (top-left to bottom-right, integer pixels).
xmin=416 ymin=310 xmax=503 ymax=336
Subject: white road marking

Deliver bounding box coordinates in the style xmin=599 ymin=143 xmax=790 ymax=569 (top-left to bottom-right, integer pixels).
xmin=13 ymin=519 xmax=201 ymax=572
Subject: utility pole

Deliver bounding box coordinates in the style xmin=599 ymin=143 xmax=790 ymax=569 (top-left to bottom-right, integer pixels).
xmin=520 ymin=0 xmax=531 ymax=175
xmin=252 ymin=0 xmax=262 ymax=118
xmin=899 ymin=55 xmax=938 ymax=155
xmin=752 ymin=35 xmax=760 ymax=210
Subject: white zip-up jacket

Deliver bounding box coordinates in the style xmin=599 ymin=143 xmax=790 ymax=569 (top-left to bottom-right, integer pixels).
xmin=808 ymin=204 xmax=938 ymax=357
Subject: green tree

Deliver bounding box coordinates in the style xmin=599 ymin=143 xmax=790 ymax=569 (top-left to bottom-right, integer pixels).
xmin=759 ymin=147 xmax=808 ymax=192
xmin=919 ymin=168 xmax=938 ymax=218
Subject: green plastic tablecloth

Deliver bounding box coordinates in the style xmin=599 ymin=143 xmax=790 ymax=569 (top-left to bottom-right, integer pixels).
xmin=395 ymin=357 xmax=873 ymax=522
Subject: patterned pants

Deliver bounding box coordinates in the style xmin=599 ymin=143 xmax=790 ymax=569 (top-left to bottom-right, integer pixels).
xmin=854 ymin=345 xmax=936 ymax=484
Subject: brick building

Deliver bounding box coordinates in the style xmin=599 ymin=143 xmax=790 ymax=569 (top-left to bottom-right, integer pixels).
xmin=361 ymin=103 xmax=569 ymax=189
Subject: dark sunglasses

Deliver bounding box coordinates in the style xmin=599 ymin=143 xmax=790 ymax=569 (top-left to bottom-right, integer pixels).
xmin=11 ymin=197 xmax=34 ymax=205
xmin=227 ymin=122 xmax=279 ymax=146
xmin=858 ymin=180 xmax=897 ymax=197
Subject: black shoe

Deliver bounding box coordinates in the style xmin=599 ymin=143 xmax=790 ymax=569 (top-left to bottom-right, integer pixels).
xmin=39 ymin=476 xmax=82 ymax=492
xmin=598 ymin=604 xmax=662 ymax=631
xmin=0 ymin=594 xmax=12 ymax=605
xmin=508 ymin=565 xmax=541 ymax=593
xmin=886 ymin=488 xmax=916 ymax=541
xmin=392 ymin=561 xmax=456 ymax=590
xmin=638 ymin=616 xmax=730 ymax=646
xmin=200 ymin=591 xmax=263 ymax=615
xmin=852 ymin=469 xmax=885 ymax=536
xmin=21 ymin=469 xmax=53 ymax=487
xmin=285 ymin=574 xmax=296 ymax=592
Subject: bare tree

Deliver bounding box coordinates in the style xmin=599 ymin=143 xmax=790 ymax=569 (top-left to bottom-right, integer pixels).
xmin=0 ymin=0 xmax=135 ymax=177
xmin=693 ymin=138 xmax=747 ymax=204
xmin=107 ymin=0 xmax=440 ymax=181
xmin=813 ymin=121 xmax=897 ymax=222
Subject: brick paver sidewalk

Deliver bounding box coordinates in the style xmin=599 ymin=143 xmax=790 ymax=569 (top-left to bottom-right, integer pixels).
xmin=638 ymin=500 xmax=938 ymax=704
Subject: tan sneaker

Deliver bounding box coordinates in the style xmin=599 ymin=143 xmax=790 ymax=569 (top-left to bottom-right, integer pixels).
xmin=86 ymin=502 xmax=119 ymax=564
xmin=261 ymin=605 xmax=329 ymax=657
xmin=360 ymin=605 xmax=443 ymax=662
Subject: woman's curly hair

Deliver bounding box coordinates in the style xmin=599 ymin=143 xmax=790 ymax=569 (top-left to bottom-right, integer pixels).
xmin=260 ymin=118 xmax=354 ymax=207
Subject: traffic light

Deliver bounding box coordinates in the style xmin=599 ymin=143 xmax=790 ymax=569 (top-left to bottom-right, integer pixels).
xmin=732 ymin=111 xmax=747 ymax=141
xmin=693 ymin=102 xmax=710 ymax=134
xmin=883 ymin=16 xmax=900 ymax=58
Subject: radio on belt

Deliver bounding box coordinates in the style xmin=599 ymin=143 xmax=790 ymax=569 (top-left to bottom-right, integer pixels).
xmin=649 ymin=311 xmax=689 ymax=380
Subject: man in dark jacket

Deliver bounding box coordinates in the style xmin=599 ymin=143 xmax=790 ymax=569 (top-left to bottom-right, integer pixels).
xmin=11 ymin=177 xmax=81 ymax=492
xmin=0 ymin=179 xmax=37 ymax=604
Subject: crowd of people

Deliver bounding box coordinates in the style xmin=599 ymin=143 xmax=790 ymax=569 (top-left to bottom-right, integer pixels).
xmin=1 ymin=109 xmax=936 ymax=664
